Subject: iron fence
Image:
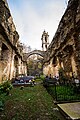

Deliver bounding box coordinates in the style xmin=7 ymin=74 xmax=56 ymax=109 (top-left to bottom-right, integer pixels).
xmin=45 ymin=83 xmax=80 ymax=102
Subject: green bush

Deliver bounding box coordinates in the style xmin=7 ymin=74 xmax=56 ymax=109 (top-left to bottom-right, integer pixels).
xmin=59 ymin=68 xmax=69 ymax=84
xmin=0 ymin=100 xmax=4 ymax=111
xmin=0 ymin=81 xmax=13 ymax=95
xmin=40 ymin=75 xmax=45 ymax=81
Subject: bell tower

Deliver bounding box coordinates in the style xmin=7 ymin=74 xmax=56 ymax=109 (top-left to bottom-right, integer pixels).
xmin=41 ymin=30 xmax=49 ymax=51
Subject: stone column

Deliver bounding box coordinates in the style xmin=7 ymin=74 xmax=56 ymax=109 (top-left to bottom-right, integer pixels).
xmin=0 ymin=40 xmax=2 ymax=59
xmin=9 ymin=50 xmax=15 ymax=80
xmin=18 ymin=58 xmax=22 ymax=75
xmin=0 ymin=40 xmax=2 ymax=83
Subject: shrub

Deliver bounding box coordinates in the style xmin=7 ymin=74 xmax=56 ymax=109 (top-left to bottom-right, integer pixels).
xmin=0 ymin=100 xmax=4 ymax=111
xmin=0 ymin=81 xmax=13 ymax=95
xmin=58 ymin=68 xmax=69 ymax=84
xmin=40 ymin=75 xmax=45 ymax=81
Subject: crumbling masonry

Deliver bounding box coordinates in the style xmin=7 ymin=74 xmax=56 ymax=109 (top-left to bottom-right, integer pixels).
xmin=0 ymin=0 xmax=27 ymax=83
xmin=43 ymin=0 xmax=80 ymax=80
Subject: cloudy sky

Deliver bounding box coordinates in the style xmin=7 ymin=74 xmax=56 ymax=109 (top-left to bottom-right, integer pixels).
xmin=7 ymin=0 xmax=68 ymax=50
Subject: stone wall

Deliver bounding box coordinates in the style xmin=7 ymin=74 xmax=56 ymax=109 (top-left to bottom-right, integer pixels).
xmin=0 ymin=0 xmax=27 ymax=83
xmin=43 ymin=0 xmax=80 ymax=79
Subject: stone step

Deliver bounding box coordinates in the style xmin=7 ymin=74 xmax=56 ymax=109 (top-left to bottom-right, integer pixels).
xmin=57 ymin=102 xmax=80 ymax=120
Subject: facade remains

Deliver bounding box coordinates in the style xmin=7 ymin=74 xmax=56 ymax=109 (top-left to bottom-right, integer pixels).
xmin=1 ymin=0 xmax=80 ymax=83
xmin=43 ymin=0 xmax=80 ymax=80
xmin=0 ymin=0 xmax=27 ymax=83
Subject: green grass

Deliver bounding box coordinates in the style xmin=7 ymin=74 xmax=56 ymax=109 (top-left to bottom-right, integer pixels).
xmin=0 ymin=83 xmax=65 ymax=120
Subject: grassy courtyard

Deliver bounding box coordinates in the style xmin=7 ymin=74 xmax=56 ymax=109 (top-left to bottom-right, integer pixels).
xmin=0 ymin=79 xmax=65 ymax=120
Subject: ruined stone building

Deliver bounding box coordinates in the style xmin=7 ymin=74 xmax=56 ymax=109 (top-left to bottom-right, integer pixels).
xmin=43 ymin=0 xmax=80 ymax=80
xmin=0 ymin=0 xmax=27 ymax=83
xmin=41 ymin=30 xmax=49 ymax=51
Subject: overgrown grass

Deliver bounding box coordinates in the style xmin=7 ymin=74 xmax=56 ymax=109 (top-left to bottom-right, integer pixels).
xmin=0 ymin=84 xmax=65 ymax=120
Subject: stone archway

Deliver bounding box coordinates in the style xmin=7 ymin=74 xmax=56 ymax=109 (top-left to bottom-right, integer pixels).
xmin=62 ymin=45 xmax=74 ymax=76
xmin=52 ymin=56 xmax=59 ymax=77
xmin=56 ymin=45 xmax=77 ymax=77
xmin=25 ymin=50 xmax=45 ymax=59
xmin=26 ymin=50 xmax=44 ymax=76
